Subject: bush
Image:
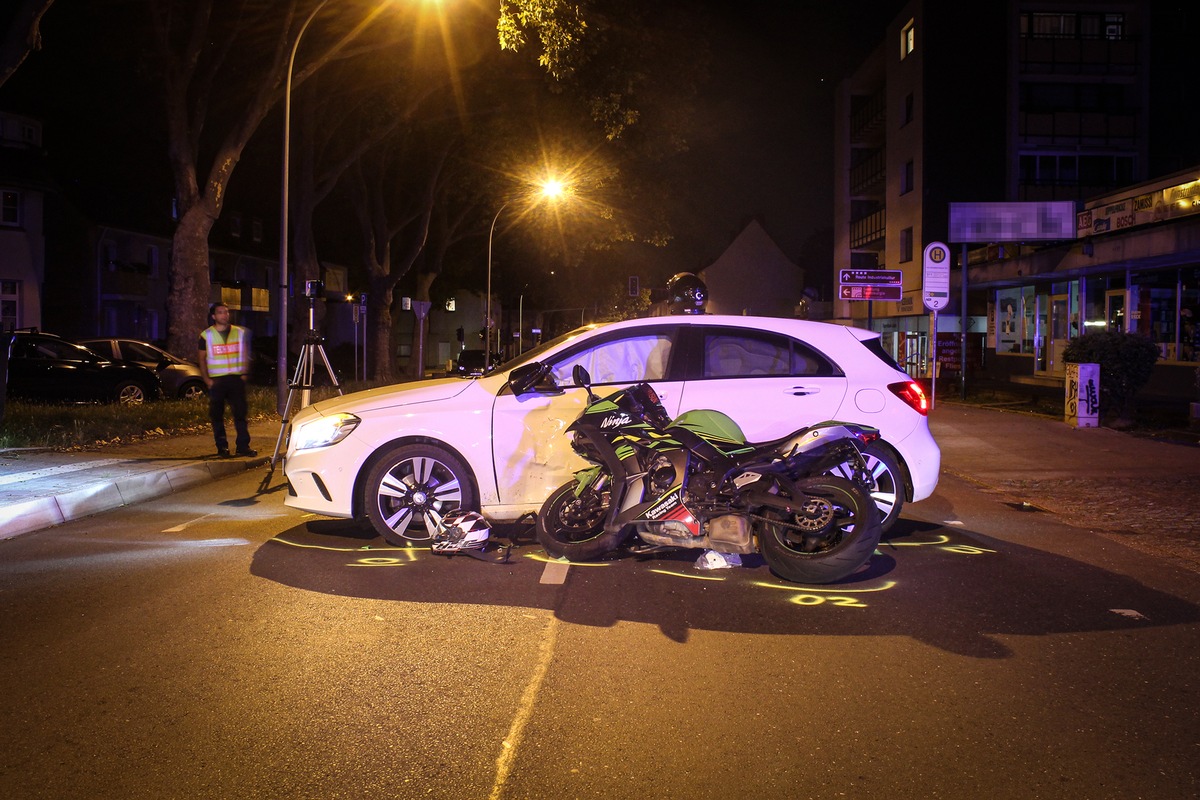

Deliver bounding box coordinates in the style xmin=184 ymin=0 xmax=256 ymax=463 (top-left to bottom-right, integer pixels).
xmin=1062 ymin=332 xmax=1159 ymax=420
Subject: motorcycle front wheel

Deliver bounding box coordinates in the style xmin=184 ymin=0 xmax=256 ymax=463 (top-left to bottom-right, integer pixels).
xmin=536 ymin=479 xmax=622 ymax=561
xmin=756 ymin=476 xmax=881 ymax=584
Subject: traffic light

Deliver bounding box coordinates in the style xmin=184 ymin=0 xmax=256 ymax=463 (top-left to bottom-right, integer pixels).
xmin=628 ymin=275 xmax=640 ymax=297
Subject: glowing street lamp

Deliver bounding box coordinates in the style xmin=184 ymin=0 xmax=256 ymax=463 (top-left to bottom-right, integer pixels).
xmin=485 ymin=179 xmax=569 ymax=372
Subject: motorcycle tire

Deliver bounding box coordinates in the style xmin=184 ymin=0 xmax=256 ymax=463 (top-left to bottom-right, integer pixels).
xmin=536 ymin=479 xmax=622 ymax=561
xmin=757 ymin=475 xmax=881 ymax=584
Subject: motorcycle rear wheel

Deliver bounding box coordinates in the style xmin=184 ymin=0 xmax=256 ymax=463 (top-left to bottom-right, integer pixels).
xmin=757 ymin=476 xmax=881 ymax=584
xmin=536 ymin=480 xmax=622 ymax=561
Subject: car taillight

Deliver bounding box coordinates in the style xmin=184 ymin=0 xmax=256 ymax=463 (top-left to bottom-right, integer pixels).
xmin=889 ymin=380 xmax=930 ymax=416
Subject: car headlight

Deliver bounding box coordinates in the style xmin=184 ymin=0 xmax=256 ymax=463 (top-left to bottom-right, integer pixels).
xmin=292 ymin=412 xmax=361 ymax=451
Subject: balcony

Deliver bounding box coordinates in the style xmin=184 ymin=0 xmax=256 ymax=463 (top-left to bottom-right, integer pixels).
xmin=849 ymin=149 xmax=886 ymax=197
xmin=849 ymin=209 xmax=886 ymax=249
xmin=849 ymin=90 xmax=886 ymax=143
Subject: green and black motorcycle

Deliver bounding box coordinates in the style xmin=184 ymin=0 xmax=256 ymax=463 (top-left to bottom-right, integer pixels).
xmin=536 ymin=365 xmax=883 ymax=584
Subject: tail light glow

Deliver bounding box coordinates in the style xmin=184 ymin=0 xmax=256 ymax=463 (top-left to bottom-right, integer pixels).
xmin=889 ymin=380 xmax=930 ymax=416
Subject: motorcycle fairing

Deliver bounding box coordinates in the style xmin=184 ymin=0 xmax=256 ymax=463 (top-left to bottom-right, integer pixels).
xmin=638 ymin=486 xmax=701 ymax=536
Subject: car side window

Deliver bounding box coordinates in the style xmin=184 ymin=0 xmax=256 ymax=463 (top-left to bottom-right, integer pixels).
xmin=701 ymin=331 xmax=835 ymax=378
xmin=124 ymin=342 xmax=160 ymax=361
xmin=548 ymin=333 xmax=674 ymax=386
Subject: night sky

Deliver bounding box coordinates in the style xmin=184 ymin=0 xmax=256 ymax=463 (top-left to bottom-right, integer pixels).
xmin=2 ymin=1 xmax=904 ymax=297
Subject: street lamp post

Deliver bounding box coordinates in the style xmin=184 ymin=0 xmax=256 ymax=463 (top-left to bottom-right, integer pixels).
xmin=484 ymin=200 xmax=510 ymax=374
xmin=278 ymin=0 xmax=332 ymax=414
xmin=276 ymin=0 xmax=399 ymax=411
xmin=484 ymin=179 xmax=566 ymax=373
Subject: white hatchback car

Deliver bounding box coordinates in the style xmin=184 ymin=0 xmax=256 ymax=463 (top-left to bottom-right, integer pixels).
xmin=283 ymin=316 xmax=939 ymax=544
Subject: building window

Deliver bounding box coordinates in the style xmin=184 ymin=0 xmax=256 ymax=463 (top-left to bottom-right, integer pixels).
xmin=1 ymin=279 xmax=19 ymax=330
xmin=146 ymin=245 xmax=160 ymax=277
xmin=900 ymin=160 xmax=915 ymax=195
xmin=902 ymin=93 xmax=914 ymax=126
xmin=900 ymin=19 xmax=915 ymax=59
xmin=900 ymin=228 xmax=914 ymax=262
xmin=1022 ymin=12 xmax=1124 ymax=40
xmin=1 ymin=189 xmax=19 ymax=225
xmin=251 ymin=218 xmax=263 ymax=243
xmin=230 ymin=213 xmax=242 ymax=238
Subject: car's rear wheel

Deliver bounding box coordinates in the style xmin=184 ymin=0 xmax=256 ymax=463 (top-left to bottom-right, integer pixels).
xmin=826 ymin=442 xmax=905 ymax=533
xmin=178 ymin=380 xmax=207 ymax=400
xmin=363 ymin=443 xmax=477 ymax=546
xmin=114 ymin=380 xmax=148 ymax=405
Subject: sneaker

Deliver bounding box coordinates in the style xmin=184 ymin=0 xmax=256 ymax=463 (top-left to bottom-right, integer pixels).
xmin=235 ymin=448 xmax=258 ymax=457
xmin=216 ymin=448 xmax=231 ymax=458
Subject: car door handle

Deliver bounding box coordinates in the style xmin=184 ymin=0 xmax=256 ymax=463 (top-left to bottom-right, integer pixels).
xmin=787 ymin=386 xmax=820 ymax=396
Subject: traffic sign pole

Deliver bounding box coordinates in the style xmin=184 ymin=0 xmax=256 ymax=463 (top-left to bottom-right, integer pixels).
xmin=930 ymin=310 xmax=937 ymax=410
xmin=922 ymin=242 xmax=951 ymax=408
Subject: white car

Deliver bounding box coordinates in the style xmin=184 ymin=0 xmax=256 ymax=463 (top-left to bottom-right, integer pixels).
xmin=283 ymin=315 xmax=940 ymax=544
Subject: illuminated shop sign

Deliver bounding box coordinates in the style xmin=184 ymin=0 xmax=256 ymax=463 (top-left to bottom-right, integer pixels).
xmin=1076 ymin=178 xmax=1200 ymax=237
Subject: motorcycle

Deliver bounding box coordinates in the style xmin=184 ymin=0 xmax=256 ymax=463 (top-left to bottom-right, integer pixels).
xmin=535 ymin=365 xmax=883 ymax=584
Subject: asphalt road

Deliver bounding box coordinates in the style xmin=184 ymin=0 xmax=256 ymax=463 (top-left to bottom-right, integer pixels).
xmin=1 ymin=467 xmax=1198 ymax=799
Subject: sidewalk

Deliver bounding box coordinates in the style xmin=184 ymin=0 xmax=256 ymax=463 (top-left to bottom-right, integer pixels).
xmin=0 ymin=419 xmax=283 ymax=539
xmin=1 ymin=405 xmax=1198 ymax=544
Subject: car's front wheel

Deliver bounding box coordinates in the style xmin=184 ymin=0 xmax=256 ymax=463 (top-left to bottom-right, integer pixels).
xmin=363 ymin=443 xmax=477 ymax=546
xmin=114 ymin=380 xmax=149 ymax=405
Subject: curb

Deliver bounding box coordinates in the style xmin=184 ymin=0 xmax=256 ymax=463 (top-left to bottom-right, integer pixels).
xmin=0 ymin=457 xmax=262 ymax=541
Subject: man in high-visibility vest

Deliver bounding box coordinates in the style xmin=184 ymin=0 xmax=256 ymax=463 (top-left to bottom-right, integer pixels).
xmin=198 ymin=302 xmax=256 ymax=458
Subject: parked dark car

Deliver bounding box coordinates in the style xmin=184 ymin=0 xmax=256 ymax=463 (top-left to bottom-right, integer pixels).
xmin=78 ymin=338 xmax=206 ymax=400
xmin=450 ymin=349 xmax=500 ymax=377
xmin=4 ymin=329 xmax=162 ymax=404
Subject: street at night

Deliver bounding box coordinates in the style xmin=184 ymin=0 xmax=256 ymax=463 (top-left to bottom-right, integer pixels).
xmin=4 ymin=2 xmax=1200 ymax=797
xmin=2 ymin=405 xmax=1199 ymax=799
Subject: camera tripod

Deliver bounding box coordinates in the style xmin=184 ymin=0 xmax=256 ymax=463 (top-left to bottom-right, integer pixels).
xmin=259 ymin=304 xmax=343 ymax=492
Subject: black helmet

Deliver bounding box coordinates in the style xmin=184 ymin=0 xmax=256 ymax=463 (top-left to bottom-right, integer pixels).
xmin=666 ymin=272 xmax=708 ymax=315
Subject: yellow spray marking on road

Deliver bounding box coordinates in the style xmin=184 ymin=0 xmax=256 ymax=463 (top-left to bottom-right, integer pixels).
xmin=648 ymin=569 xmax=726 ymax=582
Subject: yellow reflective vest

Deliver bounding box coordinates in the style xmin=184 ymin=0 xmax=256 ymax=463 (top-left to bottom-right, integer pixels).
xmin=201 ymin=325 xmax=249 ymax=377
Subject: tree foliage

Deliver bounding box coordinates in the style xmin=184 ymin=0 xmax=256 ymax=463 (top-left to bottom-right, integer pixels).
xmin=0 ymin=0 xmax=53 ymax=89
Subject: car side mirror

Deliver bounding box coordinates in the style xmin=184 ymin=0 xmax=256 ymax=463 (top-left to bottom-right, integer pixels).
xmin=156 ymin=358 xmax=170 ymax=370
xmin=507 ymin=362 xmax=558 ymax=396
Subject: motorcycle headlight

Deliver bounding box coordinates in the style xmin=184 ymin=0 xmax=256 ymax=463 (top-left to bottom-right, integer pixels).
xmin=293 ymin=412 xmax=361 ymax=451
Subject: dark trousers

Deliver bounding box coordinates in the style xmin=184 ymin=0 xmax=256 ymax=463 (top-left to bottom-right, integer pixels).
xmin=209 ymin=375 xmax=250 ymax=452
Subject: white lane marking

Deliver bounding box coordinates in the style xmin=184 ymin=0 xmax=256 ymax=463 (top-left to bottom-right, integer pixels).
xmin=163 ymin=512 xmax=217 ymax=533
xmin=491 ymin=615 xmax=559 ymax=800
xmin=539 ymin=558 xmax=570 ymax=584
xmin=0 ymin=458 xmax=124 ymax=486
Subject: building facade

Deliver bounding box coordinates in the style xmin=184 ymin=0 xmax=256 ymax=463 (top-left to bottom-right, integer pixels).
xmin=832 ymin=0 xmax=1196 ymax=404
xmin=0 ymin=110 xmax=48 ymax=332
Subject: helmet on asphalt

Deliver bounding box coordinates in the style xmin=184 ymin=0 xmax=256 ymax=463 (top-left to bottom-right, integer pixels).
xmin=666 ymin=272 xmax=708 ymax=315
xmin=432 ymin=509 xmax=491 ymax=553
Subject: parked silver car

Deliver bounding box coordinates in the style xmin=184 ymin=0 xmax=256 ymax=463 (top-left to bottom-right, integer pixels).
xmin=78 ymin=338 xmax=207 ymax=400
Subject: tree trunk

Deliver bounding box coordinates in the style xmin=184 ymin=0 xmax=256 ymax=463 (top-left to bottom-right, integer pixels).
xmin=366 ymin=276 xmax=395 ymax=383
xmin=408 ymin=271 xmax=437 ymax=379
xmin=166 ymin=205 xmax=216 ymax=357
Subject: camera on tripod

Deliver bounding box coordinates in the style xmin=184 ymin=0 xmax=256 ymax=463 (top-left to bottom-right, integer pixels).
xmin=304 ymin=279 xmax=324 ymax=299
